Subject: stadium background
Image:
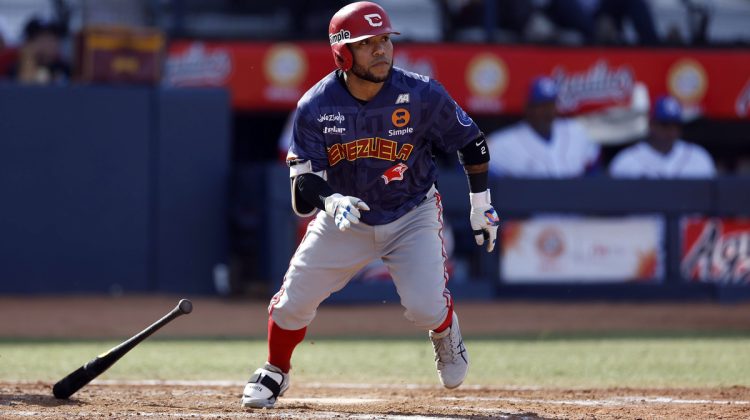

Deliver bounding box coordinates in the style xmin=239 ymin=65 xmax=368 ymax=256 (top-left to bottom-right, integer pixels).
xmin=1 ymin=0 xmax=748 ymax=300
xmin=1 ymin=1 xmax=750 ymax=418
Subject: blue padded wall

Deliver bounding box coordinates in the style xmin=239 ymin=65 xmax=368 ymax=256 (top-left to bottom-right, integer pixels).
xmin=155 ymin=88 xmax=231 ymax=294
xmin=0 ymin=86 xmax=152 ymax=293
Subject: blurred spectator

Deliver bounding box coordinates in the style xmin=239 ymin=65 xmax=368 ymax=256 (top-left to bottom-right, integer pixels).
xmin=609 ymin=95 xmax=716 ymax=179
xmin=0 ymin=15 xmax=11 ymax=49
xmin=554 ymin=0 xmax=660 ymax=45
xmin=443 ymin=0 xmax=533 ymax=42
xmin=288 ymin=1 xmax=349 ymax=39
xmin=80 ymin=0 xmax=151 ymax=27
xmin=487 ymin=76 xmax=601 ymax=178
xmin=278 ymin=109 xmax=296 ymax=163
xmin=444 ymin=0 xmax=659 ymax=45
xmin=0 ymin=15 xmax=16 ymax=77
xmin=6 ymin=17 xmax=70 ymax=84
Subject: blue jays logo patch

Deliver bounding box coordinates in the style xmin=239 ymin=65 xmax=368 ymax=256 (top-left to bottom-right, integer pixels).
xmin=381 ymin=162 xmax=409 ymax=184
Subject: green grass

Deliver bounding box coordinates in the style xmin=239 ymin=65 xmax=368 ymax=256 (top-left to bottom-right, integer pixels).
xmin=1 ymin=336 xmax=749 ymax=388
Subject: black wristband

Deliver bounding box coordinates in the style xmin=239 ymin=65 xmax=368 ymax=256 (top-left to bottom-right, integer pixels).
xmin=466 ymin=171 xmax=488 ymax=193
xmin=296 ymin=173 xmax=335 ymax=211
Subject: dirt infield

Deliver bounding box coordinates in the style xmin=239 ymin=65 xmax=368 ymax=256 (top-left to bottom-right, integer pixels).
xmin=2 ymin=295 xmax=750 ymax=419
xmin=2 ymin=381 xmax=749 ymax=419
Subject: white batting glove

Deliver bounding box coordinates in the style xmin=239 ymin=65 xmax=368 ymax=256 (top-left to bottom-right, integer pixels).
xmin=469 ymin=189 xmax=500 ymax=252
xmin=324 ymin=193 xmax=370 ymax=232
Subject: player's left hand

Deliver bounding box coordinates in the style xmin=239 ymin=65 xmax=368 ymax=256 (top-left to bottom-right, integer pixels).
xmin=469 ymin=190 xmax=500 ymax=252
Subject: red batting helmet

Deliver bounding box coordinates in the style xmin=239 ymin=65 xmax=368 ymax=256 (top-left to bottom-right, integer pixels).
xmin=328 ymin=1 xmax=399 ymax=72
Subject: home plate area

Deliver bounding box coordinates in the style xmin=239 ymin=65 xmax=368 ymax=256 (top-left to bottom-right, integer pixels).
xmin=2 ymin=381 xmax=749 ymax=419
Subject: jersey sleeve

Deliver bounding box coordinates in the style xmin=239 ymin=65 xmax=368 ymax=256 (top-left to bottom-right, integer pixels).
xmin=287 ymin=104 xmax=329 ymax=176
xmin=690 ymin=145 xmax=717 ymax=178
xmin=570 ymin=120 xmax=601 ymax=165
xmin=487 ymin=129 xmax=515 ymax=177
xmin=608 ymin=149 xmax=639 ymax=178
xmin=424 ymin=80 xmax=481 ymax=153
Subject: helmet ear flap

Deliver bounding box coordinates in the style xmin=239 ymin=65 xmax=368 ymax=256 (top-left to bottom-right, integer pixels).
xmin=333 ymin=45 xmax=353 ymax=72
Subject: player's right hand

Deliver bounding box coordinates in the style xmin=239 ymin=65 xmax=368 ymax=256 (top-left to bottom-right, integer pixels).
xmin=324 ymin=193 xmax=370 ymax=231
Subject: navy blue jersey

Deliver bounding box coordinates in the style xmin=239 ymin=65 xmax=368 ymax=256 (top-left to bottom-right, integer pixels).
xmin=289 ymin=67 xmax=480 ymax=225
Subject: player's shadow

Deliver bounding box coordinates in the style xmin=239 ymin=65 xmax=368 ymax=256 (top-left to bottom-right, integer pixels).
xmin=0 ymin=393 xmax=85 ymax=408
xmin=280 ymin=402 xmax=551 ymax=419
xmin=379 ymin=412 xmax=551 ymax=420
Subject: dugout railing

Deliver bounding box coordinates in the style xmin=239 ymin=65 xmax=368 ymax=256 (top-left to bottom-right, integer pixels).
xmin=261 ymin=164 xmax=750 ymax=303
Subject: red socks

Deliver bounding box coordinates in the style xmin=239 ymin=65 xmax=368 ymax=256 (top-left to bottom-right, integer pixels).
xmin=432 ymin=303 xmax=454 ymax=333
xmin=267 ymin=303 xmax=453 ymax=372
xmin=267 ymin=317 xmax=306 ymax=373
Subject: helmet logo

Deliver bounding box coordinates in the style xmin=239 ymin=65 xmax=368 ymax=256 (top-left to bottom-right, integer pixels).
xmin=329 ymin=29 xmax=351 ymax=45
xmin=364 ymin=13 xmax=383 ymax=27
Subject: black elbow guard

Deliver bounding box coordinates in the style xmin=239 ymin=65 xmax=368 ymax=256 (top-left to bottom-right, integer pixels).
xmin=292 ymin=172 xmax=334 ymax=217
xmin=457 ymin=132 xmax=490 ymax=166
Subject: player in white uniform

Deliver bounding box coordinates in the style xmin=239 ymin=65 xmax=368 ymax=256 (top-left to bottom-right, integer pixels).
xmin=240 ymin=2 xmax=500 ymax=409
xmin=609 ymin=95 xmax=716 ymax=178
xmin=487 ymin=77 xmax=601 ymax=178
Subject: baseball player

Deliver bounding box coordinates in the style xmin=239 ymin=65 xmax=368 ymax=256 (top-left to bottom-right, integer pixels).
xmin=609 ymin=95 xmax=716 ymax=178
xmin=241 ymin=1 xmax=500 ymax=409
xmin=487 ymin=77 xmax=601 ymax=178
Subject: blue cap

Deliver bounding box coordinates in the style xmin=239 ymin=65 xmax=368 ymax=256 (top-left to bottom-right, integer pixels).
xmin=528 ymin=77 xmax=558 ymax=104
xmin=652 ymin=95 xmax=682 ymax=124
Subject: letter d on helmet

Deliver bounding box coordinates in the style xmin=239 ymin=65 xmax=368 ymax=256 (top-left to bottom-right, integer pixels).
xmin=328 ymin=1 xmax=399 ymax=72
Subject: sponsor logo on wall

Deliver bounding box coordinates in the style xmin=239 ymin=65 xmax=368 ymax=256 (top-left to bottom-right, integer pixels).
xmin=164 ymin=42 xmax=231 ymax=86
xmin=681 ymin=217 xmax=750 ymax=284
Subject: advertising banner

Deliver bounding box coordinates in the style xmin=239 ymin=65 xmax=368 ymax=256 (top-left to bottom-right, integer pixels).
xmin=681 ymin=217 xmax=750 ymax=284
xmin=501 ymin=216 xmax=664 ymax=284
xmin=166 ymin=41 xmax=750 ymax=119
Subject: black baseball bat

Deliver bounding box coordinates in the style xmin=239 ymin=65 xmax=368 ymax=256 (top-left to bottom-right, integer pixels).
xmin=52 ymin=298 xmax=193 ymax=399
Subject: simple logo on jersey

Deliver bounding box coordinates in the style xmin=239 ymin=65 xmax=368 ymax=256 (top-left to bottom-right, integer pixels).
xmin=327 ymin=138 xmax=413 ymax=166
xmin=456 ymin=104 xmax=473 ymax=127
xmin=329 ymin=29 xmax=351 ymax=45
xmin=364 ymin=13 xmax=383 ymax=27
xmin=395 ymin=93 xmax=410 ymax=104
xmin=381 ymin=162 xmax=409 ymax=184
xmin=390 ymin=108 xmax=414 ymax=136
xmin=318 ymin=112 xmax=345 ymax=123
xmin=391 ymin=108 xmax=410 ymax=127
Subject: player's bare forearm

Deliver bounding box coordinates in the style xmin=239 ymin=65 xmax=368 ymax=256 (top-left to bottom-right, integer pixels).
xmin=463 ymin=162 xmax=488 ymax=175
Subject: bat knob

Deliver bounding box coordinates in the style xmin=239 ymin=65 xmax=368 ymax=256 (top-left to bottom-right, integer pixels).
xmin=178 ymin=299 xmax=193 ymax=314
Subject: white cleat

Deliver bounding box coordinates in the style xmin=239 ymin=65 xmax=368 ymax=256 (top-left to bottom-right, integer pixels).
xmin=429 ymin=312 xmax=469 ymax=389
xmin=241 ymin=363 xmax=289 ymax=409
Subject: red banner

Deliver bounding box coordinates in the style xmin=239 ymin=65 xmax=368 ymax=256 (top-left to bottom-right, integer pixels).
xmin=681 ymin=217 xmax=750 ymax=284
xmin=165 ymin=41 xmax=750 ymax=119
